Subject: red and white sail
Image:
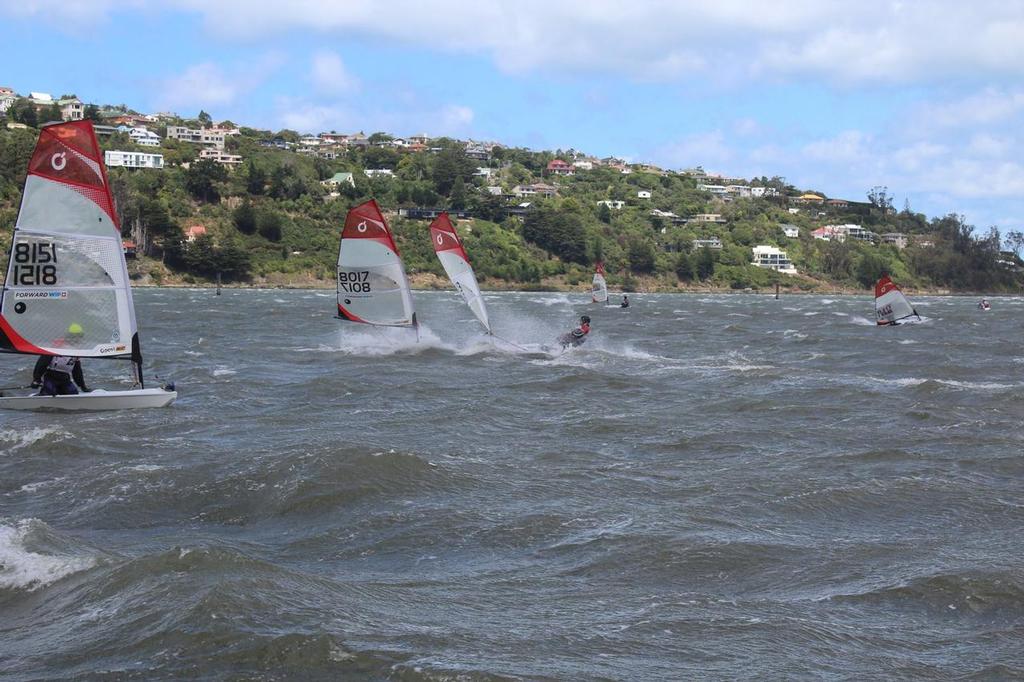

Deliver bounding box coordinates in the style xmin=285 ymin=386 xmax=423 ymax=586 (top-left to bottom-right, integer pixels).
xmin=874 ymin=275 xmax=918 ymax=325
xmin=592 ymin=262 xmax=608 ymax=303
xmin=430 ymin=213 xmax=490 ymax=333
xmin=336 ymin=199 xmax=416 ymax=327
xmin=0 ymin=121 xmax=141 ymax=369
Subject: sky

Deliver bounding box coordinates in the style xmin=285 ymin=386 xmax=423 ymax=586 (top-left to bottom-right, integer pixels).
xmin=2 ymin=0 xmax=1023 ymax=233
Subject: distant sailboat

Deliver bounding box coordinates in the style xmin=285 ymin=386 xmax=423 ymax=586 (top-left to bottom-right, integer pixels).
xmin=336 ymin=199 xmax=417 ymax=328
xmin=592 ymin=262 xmax=608 ymax=304
xmin=874 ymin=275 xmax=920 ymax=325
xmin=429 ymin=212 xmax=490 ymax=334
xmin=0 ymin=120 xmax=176 ymax=410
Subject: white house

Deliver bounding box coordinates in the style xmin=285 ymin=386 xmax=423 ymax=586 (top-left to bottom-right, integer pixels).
xmin=0 ymin=86 xmax=15 ymax=113
xmin=572 ymin=160 xmax=594 ymax=171
xmin=321 ymin=172 xmax=355 ymax=189
xmin=881 ymin=233 xmax=909 ymax=249
xmin=129 ymin=127 xmax=161 ymax=147
xmin=104 ymin=150 xmax=164 ymax=170
xmin=693 ymin=237 xmax=723 ymax=250
xmin=780 ymin=224 xmax=800 ymax=238
xmin=198 ymin=147 xmax=243 ymax=165
xmin=752 ymin=245 xmax=797 ymax=274
xmin=698 ymin=183 xmax=729 ymax=196
xmin=166 ymin=125 xmax=225 ymax=149
xmin=637 ymin=190 xmax=652 ymax=200
xmin=364 ymin=169 xmax=395 ymax=178
xmin=597 ymin=200 xmax=625 ymax=210
xmin=58 ymin=98 xmax=83 ymax=121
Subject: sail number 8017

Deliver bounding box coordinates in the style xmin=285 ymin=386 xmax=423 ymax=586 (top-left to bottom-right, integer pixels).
xmin=12 ymin=242 xmax=58 ymax=286
xmin=338 ymin=270 xmax=371 ymax=292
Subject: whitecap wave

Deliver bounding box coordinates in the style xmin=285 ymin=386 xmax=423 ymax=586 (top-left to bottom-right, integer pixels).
xmin=0 ymin=519 xmax=96 ymax=592
xmin=0 ymin=426 xmax=69 ymax=453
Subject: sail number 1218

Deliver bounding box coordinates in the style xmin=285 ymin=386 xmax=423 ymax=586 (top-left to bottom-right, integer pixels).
xmin=338 ymin=270 xmax=371 ymax=292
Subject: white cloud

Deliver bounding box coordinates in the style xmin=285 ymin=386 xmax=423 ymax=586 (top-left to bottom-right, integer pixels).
xmin=12 ymin=0 xmax=1023 ymax=85
xmin=310 ymin=51 xmax=359 ymax=95
xmin=155 ymin=55 xmax=283 ymax=112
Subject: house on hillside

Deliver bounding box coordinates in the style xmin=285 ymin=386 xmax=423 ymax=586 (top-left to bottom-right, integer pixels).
xmin=321 ymin=172 xmax=355 ymax=189
xmin=794 ymin=193 xmax=825 ymax=204
xmin=826 ymin=198 xmax=849 ymax=208
xmin=881 ymin=233 xmax=908 ymax=249
xmin=780 ymin=224 xmax=800 ymax=238
xmin=58 ymin=97 xmax=83 ymax=121
xmin=752 ymin=245 xmax=797 ymax=274
xmin=104 ymin=150 xmax=164 ymax=170
xmin=693 ymin=238 xmax=723 ymax=250
xmin=637 ymin=190 xmax=652 ymax=200
xmin=597 ymin=200 xmax=625 ymax=210
xmin=185 ymin=225 xmax=207 ymax=243
xmin=129 ymin=127 xmax=161 ymax=146
xmin=0 ymin=87 xmax=16 ymax=113
xmin=545 ymin=159 xmax=574 ymax=176
xmin=199 ymin=147 xmax=243 ymax=165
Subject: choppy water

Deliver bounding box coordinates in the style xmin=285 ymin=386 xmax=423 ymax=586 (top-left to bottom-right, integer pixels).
xmin=2 ymin=289 xmax=1023 ymax=680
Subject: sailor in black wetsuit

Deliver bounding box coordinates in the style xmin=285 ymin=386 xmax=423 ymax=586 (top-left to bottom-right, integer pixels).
xmin=621 ymin=295 xmax=629 ymax=308
xmin=30 ymin=323 xmax=90 ymax=396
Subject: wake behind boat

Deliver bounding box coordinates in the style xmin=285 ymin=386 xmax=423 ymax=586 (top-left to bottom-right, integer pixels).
xmin=0 ymin=120 xmax=176 ymax=411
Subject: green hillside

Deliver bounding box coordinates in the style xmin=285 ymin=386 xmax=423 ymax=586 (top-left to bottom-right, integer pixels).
xmin=2 ymin=111 xmax=1022 ymax=293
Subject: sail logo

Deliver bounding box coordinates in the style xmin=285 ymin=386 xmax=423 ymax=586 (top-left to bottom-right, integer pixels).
xmin=436 ymin=235 xmax=444 ymax=245
xmin=51 ymin=152 xmax=67 ymax=172
xmin=357 ymin=221 xmax=368 ymax=233
xmin=98 ymin=344 xmax=127 ymax=354
xmin=14 ymin=290 xmax=68 ymax=299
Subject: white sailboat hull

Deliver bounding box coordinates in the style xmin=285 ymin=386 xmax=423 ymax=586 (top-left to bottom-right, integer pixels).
xmin=0 ymin=388 xmax=177 ymax=411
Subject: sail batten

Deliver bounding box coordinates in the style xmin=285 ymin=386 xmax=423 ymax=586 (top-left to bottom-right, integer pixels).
xmin=1 ymin=121 xmax=139 ymax=361
xmin=336 ymin=200 xmax=416 ymax=327
xmin=430 ymin=213 xmax=490 ymax=334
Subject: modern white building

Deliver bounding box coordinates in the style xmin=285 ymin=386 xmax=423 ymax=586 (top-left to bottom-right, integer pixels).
xmin=780 ymin=224 xmax=800 ymax=238
xmin=637 ymin=190 xmax=652 ymax=200
xmin=752 ymin=245 xmax=797 ymax=274
xmin=198 ymin=147 xmax=243 ymax=165
xmin=364 ymin=169 xmax=395 ymax=178
xmin=104 ymin=150 xmax=164 ymax=170
xmin=129 ymin=127 xmax=161 ymax=146
xmin=597 ymin=200 xmax=625 ymax=210
xmin=166 ymin=125 xmax=225 ymax=149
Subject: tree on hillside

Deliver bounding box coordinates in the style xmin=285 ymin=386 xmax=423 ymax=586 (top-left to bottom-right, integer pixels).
xmin=198 ymin=110 xmax=212 ymax=127
xmin=8 ymin=99 xmax=38 ymax=127
xmin=449 ymin=175 xmax=468 ymax=210
xmin=185 ymin=158 xmax=228 ymax=202
xmin=522 ymin=206 xmax=588 ymax=265
xmin=257 ymin=208 xmax=284 ymax=241
xmin=675 ymin=252 xmax=694 ymax=281
xmin=233 ymin=199 xmax=257 ymax=234
xmin=84 ymin=104 xmax=101 ymax=122
xmin=627 ymin=238 xmax=656 ymax=273
xmin=432 ymin=146 xmax=474 ymax=195
xmin=695 ymin=247 xmax=715 ymax=280
xmin=245 ymin=161 xmax=266 ymax=195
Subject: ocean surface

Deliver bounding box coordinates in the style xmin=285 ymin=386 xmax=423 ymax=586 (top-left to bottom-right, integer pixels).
xmin=2 ymin=289 xmax=1023 ymax=680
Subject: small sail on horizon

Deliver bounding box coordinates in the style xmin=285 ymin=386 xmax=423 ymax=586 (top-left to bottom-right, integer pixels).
xmin=430 ymin=212 xmax=490 ymax=334
xmin=592 ymin=262 xmax=608 ymax=304
xmin=874 ymin=275 xmax=919 ymax=325
xmin=0 ymin=120 xmax=145 ymax=384
xmin=336 ymin=199 xmax=417 ymax=327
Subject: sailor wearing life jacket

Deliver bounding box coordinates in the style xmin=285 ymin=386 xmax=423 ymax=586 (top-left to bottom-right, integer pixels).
xmin=30 ymin=323 xmax=91 ymax=396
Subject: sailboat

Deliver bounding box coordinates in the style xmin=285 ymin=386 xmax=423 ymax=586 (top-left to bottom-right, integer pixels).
xmin=874 ymin=274 xmax=920 ymax=325
xmin=0 ymin=120 xmax=176 ymax=410
xmin=592 ymin=262 xmax=608 ymax=304
xmin=336 ymin=199 xmax=417 ymax=328
xmin=429 ymin=212 xmax=490 ymax=334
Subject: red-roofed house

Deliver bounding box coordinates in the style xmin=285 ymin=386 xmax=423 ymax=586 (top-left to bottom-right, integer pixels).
xmin=545 ymin=159 xmax=574 ymax=176
xmin=122 ymin=240 xmax=137 ymax=258
xmin=185 ymin=225 xmax=207 ymax=243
